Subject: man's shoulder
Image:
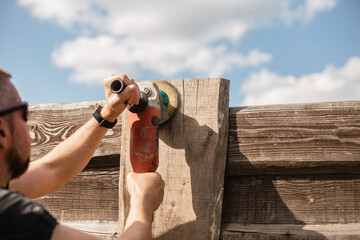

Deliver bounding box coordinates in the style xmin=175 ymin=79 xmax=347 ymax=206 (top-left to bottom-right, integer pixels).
xmin=0 ymin=187 xmax=31 ymax=208
xmin=0 ymin=187 xmax=35 ymax=217
xmin=0 ymin=188 xmax=58 ymax=239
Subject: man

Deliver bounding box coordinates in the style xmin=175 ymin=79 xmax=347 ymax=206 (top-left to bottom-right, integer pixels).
xmin=0 ymin=67 xmax=165 ymax=239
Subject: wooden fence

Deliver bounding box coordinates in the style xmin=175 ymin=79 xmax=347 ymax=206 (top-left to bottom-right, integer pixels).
xmin=29 ymin=78 xmax=360 ymax=239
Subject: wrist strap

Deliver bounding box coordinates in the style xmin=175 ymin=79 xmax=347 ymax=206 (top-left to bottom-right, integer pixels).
xmin=92 ymin=105 xmax=117 ymax=129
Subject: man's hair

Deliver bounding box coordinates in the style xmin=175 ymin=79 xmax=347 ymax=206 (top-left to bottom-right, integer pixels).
xmin=0 ymin=67 xmax=15 ymax=110
xmin=0 ymin=67 xmax=11 ymax=80
xmin=0 ymin=67 xmax=17 ymax=127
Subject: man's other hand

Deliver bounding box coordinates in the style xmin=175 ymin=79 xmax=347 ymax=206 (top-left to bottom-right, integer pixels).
xmin=126 ymin=172 xmax=165 ymax=212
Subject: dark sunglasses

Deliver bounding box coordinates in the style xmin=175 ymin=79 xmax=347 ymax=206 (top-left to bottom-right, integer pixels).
xmin=0 ymin=101 xmax=28 ymax=122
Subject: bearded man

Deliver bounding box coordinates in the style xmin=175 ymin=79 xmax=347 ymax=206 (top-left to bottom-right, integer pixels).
xmin=0 ymin=67 xmax=164 ymax=240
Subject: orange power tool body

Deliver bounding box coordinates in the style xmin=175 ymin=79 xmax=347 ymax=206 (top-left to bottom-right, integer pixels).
xmin=110 ymin=80 xmax=166 ymax=173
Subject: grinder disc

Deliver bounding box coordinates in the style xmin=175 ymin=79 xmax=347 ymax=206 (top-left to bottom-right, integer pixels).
xmin=155 ymin=80 xmax=179 ymax=124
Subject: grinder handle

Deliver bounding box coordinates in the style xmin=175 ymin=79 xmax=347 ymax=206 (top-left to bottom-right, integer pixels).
xmin=110 ymin=79 xmax=148 ymax=113
xmin=110 ymin=79 xmax=125 ymax=94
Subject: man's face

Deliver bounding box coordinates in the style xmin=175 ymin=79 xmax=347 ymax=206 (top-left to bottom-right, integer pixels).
xmin=3 ymin=83 xmax=32 ymax=180
xmin=6 ymin=146 xmax=30 ymax=180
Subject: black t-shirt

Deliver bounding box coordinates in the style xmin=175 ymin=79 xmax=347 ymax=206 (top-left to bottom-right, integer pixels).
xmin=0 ymin=187 xmax=58 ymax=240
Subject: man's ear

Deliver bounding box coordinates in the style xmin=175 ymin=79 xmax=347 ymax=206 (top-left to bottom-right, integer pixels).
xmin=0 ymin=118 xmax=10 ymax=149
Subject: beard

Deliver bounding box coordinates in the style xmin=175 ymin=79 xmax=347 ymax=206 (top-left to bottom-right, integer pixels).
xmin=6 ymin=147 xmax=30 ymax=180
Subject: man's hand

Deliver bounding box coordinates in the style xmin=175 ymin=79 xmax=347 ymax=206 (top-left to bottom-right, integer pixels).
xmin=122 ymin=172 xmax=165 ymax=240
xmin=127 ymin=172 xmax=165 ymax=211
xmin=101 ymin=74 xmax=141 ymax=122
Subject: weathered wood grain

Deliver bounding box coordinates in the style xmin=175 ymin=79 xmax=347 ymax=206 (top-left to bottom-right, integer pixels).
xmin=119 ymin=78 xmax=230 ymax=239
xmin=62 ymin=221 xmax=118 ymax=239
xmin=29 ymin=100 xmax=360 ymax=174
xmin=28 ymin=98 xmax=360 ymax=239
xmin=220 ymin=223 xmax=360 ymax=240
xmin=28 ymin=101 xmax=121 ymax=168
xmin=35 ymin=168 xmax=119 ymax=240
xmin=221 ymin=174 xmax=360 ymax=225
xmin=226 ymin=101 xmax=360 ymax=176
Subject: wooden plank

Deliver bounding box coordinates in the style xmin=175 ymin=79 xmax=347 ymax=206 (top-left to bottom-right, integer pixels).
xmin=221 ymin=175 xmax=360 ymax=225
xmin=28 ymin=101 xmax=121 ymax=168
xmin=35 ymin=168 xmax=119 ymax=240
xmin=226 ymin=101 xmax=360 ymax=176
xmin=119 ymin=78 xmax=230 ymax=239
xmin=220 ymin=223 xmax=360 ymax=240
xmin=62 ymin=221 xmax=118 ymax=239
xmin=28 ymin=98 xmax=360 ymax=239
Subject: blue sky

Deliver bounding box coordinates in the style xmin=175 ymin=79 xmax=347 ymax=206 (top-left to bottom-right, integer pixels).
xmin=1 ymin=0 xmax=359 ymax=107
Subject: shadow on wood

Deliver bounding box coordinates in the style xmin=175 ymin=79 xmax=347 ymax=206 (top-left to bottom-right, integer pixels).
xmin=155 ymin=112 xmax=221 ymax=239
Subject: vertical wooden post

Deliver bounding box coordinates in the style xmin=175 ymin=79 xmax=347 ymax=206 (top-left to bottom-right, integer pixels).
xmin=119 ymin=78 xmax=230 ymax=239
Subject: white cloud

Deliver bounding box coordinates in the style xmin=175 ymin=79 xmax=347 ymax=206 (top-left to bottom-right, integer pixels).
xmin=52 ymin=36 xmax=272 ymax=83
xmin=240 ymin=57 xmax=360 ymax=106
xmin=280 ymin=0 xmax=337 ymax=25
xmin=305 ymin=0 xmax=337 ymax=20
xmin=18 ymin=0 xmax=337 ymax=83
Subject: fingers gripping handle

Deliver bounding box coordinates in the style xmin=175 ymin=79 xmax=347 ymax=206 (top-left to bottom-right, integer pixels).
xmin=109 ymin=79 xmax=125 ymax=93
xmin=110 ymin=79 xmax=148 ymax=113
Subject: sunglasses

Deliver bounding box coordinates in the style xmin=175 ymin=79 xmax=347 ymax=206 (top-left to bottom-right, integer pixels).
xmin=0 ymin=101 xmax=29 ymax=122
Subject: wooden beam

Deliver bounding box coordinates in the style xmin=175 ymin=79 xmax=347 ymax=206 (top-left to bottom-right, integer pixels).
xmin=119 ymin=78 xmax=230 ymax=239
xmin=29 ymin=101 xmax=121 ymax=168
xmin=226 ymin=101 xmax=360 ymax=176
xmin=222 ymin=101 xmax=360 ymax=239
xmin=220 ymin=223 xmax=360 ymax=240
xmin=221 ymin=174 xmax=360 ymax=226
xmin=29 ymin=100 xmax=360 ymax=175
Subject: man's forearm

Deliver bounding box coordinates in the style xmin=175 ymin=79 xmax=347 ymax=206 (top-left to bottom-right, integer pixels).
xmin=121 ymin=200 xmax=153 ymax=240
xmin=10 ymin=116 xmax=111 ymax=198
xmin=39 ymin=117 xmax=109 ymax=184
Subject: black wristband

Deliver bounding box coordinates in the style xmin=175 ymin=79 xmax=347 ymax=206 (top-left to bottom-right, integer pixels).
xmin=92 ymin=105 xmax=117 ymax=129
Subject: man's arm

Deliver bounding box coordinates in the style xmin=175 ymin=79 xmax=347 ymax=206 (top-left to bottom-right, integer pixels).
xmin=121 ymin=172 xmax=165 ymax=240
xmin=51 ymin=224 xmax=99 ymax=240
xmin=9 ymin=74 xmax=140 ymax=198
